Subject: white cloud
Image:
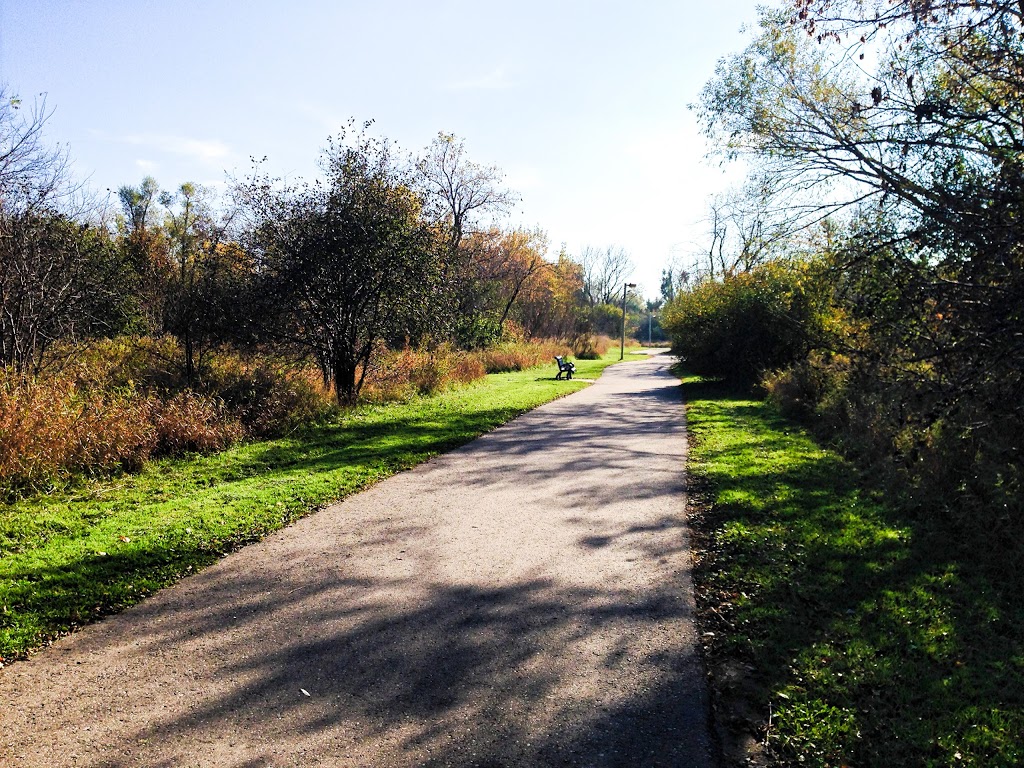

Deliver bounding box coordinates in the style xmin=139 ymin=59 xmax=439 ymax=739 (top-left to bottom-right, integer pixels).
xmin=504 ymin=165 xmax=543 ymax=193
xmin=118 ymin=133 xmax=231 ymax=166
xmin=445 ymin=67 xmax=515 ymax=91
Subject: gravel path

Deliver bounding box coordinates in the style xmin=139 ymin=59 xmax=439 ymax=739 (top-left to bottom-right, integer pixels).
xmin=0 ymin=352 xmax=713 ymax=767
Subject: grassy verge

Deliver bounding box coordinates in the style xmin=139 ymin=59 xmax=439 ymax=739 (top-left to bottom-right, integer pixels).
xmin=682 ymin=374 xmax=1024 ymax=767
xmin=0 ymin=351 xmax=640 ymax=662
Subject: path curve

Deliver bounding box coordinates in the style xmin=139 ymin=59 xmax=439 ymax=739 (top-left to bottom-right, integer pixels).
xmin=0 ymin=353 xmax=713 ymax=767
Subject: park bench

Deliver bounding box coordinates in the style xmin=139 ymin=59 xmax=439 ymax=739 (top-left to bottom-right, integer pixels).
xmin=554 ymin=355 xmax=575 ymax=380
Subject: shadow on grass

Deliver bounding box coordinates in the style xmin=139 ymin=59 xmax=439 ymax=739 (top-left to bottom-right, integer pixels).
xmin=683 ymin=377 xmax=1024 ymax=767
xmin=2 ymin=356 xmax=715 ymax=766
xmin=0 ymin=402 xmax=566 ymax=659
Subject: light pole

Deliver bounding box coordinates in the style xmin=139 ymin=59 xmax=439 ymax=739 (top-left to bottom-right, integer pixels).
xmin=620 ymin=282 xmax=636 ymax=360
xmin=648 ymin=311 xmax=655 ymax=345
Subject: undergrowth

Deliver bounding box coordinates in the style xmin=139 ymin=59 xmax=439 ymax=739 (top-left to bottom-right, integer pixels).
xmin=683 ymin=373 xmax=1024 ymax=767
xmin=0 ymin=350 xmax=628 ymax=662
xmin=0 ymin=338 xmax=577 ymax=496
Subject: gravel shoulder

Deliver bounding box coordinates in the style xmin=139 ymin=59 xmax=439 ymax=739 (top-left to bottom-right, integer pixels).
xmin=0 ymin=353 xmax=714 ymax=767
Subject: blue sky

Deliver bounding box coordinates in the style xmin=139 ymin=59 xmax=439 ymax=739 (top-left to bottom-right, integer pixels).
xmin=1 ymin=0 xmax=763 ymax=297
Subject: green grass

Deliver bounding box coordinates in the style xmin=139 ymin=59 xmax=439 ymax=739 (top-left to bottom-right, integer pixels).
xmin=683 ymin=375 xmax=1024 ymax=767
xmin=0 ymin=352 xmax=640 ymax=662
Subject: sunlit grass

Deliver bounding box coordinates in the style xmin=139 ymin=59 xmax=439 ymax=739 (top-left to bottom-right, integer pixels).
xmin=683 ymin=374 xmax=1024 ymax=767
xmin=0 ymin=351 xmax=640 ymax=661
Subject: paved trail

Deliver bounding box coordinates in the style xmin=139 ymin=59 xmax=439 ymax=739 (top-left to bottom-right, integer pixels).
xmin=1 ymin=353 xmax=713 ymax=767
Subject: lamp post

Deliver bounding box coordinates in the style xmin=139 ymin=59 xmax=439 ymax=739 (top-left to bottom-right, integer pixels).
xmin=620 ymin=282 xmax=637 ymax=360
xmin=648 ymin=311 xmax=655 ymax=345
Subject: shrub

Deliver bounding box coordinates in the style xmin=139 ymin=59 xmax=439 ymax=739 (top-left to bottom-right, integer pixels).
xmin=0 ymin=376 xmax=158 ymax=492
xmin=662 ymin=260 xmax=837 ymax=384
xmin=203 ymin=354 xmax=336 ymax=436
xmin=151 ymin=391 xmax=244 ymax=455
xmin=474 ymin=340 xmax=567 ymax=373
xmin=0 ymin=339 xmax=339 ymax=495
xmin=571 ymin=334 xmax=613 ymax=359
xmin=361 ymin=345 xmax=489 ymax=402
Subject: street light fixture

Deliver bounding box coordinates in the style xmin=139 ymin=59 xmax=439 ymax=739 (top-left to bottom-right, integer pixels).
xmin=620 ymin=282 xmax=637 ymax=360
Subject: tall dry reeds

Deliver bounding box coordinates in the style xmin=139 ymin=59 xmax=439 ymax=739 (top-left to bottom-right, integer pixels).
xmin=1 ymin=337 xmax=579 ymax=495
xmin=0 ymin=338 xmax=337 ymax=494
xmin=0 ymin=376 xmax=242 ymax=493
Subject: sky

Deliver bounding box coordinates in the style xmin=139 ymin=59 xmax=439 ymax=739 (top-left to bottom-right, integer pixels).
xmin=0 ymin=0 xmax=765 ymax=298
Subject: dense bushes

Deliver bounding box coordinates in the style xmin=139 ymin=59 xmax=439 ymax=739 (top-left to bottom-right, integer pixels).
xmin=0 ymin=376 xmax=243 ymax=494
xmin=662 ymin=261 xmax=837 ymax=384
xmin=570 ymin=334 xmax=614 ymax=360
xmin=0 ymin=337 xmax=578 ymax=494
xmin=0 ymin=338 xmax=333 ymax=494
xmin=666 ymin=253 xmax=1022 ymax=522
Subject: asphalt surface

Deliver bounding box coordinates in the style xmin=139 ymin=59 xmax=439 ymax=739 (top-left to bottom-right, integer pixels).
xmin=0 ymin=352 xmax=714 ymax=767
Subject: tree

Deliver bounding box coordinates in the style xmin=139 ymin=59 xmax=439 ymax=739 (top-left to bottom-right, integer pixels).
xmin=0 ymin=211 xmax=125 ymax=373
xmin=412 ymin=133 xmax=519 ymax=344
xmin=516 ymin=250 xmax=589 ymax=339
xmin=578 ymin=245 xmax=634 ymax=305
xmin=158 ymin=182 xmax=235 ymax=383
xmin=699 ymin=174 xmax=806 ymax=278
xmin=0 ymin=88 xmax=128 ymax=373
xmin=241 ymin=129 xmax=442 ymax=404
xmin=414 ymin=132 xmax=518 ymax=254
xmin=457 ymin=227 xmax=551 ymax=345
xmin=0 ymin=89 xmax=71 ymax=214
xmin=117 ymin=176 xmax=167 ymax=332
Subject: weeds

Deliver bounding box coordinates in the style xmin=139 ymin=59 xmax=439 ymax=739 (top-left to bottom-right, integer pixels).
xmin=684 ymin=374 xmax=1024 ymax=767
xmin=0 ymin=350 xmax=624 ymax=661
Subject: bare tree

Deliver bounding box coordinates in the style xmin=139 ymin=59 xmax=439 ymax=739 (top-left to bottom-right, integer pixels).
xmin=698 ymin=175 xmax=808 ymax=278
xmin=0 ymin=89 xmax=71 ymax=214
xmin=579 ymin=245 xmax=634 ymax=305
xmin=0 ymin=88 xmax=125 ymax=373
xmin=413 ymin=133 xmax=518 ymax=254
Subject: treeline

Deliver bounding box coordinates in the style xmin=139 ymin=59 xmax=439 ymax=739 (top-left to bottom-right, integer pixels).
xmin=0 ymin=101 xmax=639 ymax=492
xmin=664 ymin=0 xmax=1023 ymax=522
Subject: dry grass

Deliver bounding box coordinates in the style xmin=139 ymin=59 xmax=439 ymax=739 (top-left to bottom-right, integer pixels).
xmin=474 ymin=340 xmax=572 ymax=373
xmin=0 ymin=376 xmax=242 ymax=494
xmin=571 ymin=334 xmax=615 ymax=359
xmin=1 ymin=338 xmax=581 ymax=494
xmin=0 ymin=338 xmax=334 ymax=495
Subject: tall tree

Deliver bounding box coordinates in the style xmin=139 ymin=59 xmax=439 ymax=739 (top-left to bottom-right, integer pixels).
xmin=241 ymin=129 xmax=442 ymax=404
